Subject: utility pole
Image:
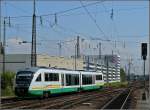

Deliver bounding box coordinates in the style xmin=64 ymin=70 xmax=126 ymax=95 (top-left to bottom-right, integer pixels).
xmin=74 ymin=43 xmax=77 ymax=70
xmin=74 ymin=36 xmax=80 ymax=70
xmin=76 ymin=36 xmax=80 ymax=58
xmin=3 ymin=17 xmax=6 ymax=74
xmin=149 ymin=1 xmax=150 ymax=99
xmin=58 ymin=42 xmax=62 ymax=57
xmin=87 ymin=56 xmax=90 ymax=71
xmin=112 ymin=50 xmax=114 ymax=56
xmin=125 ymin=65 xmax=127 ymax=81
xmin=0 ymin=0 xmax=1 ymax=48
xmin=0 ymin=0 xmax=1 ymax=39
xmin=105 ymin=56 xmax=109 ymax=83
xmin=99 ymin=42 xmax=101 ymax=59
xmin=31 ymin=0 xmax=37 ymax=67
xmin=128 ymin=58 xmax=132 ymax=82
xmin=143 ymin=60 xmax=146 ymax=84
xmin=98 ymin=42 xmax=103 ymax=74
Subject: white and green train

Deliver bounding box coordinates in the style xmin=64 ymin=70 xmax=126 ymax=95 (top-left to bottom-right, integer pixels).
xmin=15 ymin=67 xmax=113 ymax=98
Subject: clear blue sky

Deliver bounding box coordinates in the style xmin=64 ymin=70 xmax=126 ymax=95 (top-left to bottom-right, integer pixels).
xmin=1 ymin=0 xmax=149 ymax=74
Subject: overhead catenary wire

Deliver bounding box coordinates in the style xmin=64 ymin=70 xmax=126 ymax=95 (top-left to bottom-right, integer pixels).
xmin=6 ymin=20 xmax=147 ymax=45
xmin=40 ymin=1 xmax=105 ymax=17
xmin=6 ymin=2 xmax=31 ymax=15
xmin=1 ymin=1 xmax=104 ymax=19
xmin=6 ymin=12 xmax=147 ymax=46
xmin=1 ymin=2 xmax=147 ymax=19
xmin=80 ymin=1 xmax=109 ymax=40
xmin=2 ymin=1 xmax=148 ymax=61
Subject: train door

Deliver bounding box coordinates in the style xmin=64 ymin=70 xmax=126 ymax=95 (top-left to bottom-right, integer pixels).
xmin=30 ymin=73 xmax=44 ymax=93
xmin=61 ymin=73 xmax=64 ymax=87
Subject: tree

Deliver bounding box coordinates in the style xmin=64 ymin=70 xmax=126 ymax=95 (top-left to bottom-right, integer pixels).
xmin=120 ymin=68 xmax=126 ymax=82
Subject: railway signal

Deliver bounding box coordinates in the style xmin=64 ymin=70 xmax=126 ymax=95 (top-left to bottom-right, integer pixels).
xmin=141 ymin=43 xmax=147 ymax=60
xmin=141 ymin=43 xmax=147 ymax=100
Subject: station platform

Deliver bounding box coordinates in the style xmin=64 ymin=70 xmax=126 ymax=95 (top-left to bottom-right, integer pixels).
xmin=136 ymin=89 xmax=149 ymax=110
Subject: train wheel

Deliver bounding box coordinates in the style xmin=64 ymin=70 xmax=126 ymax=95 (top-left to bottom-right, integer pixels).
xmin=43 ymin=91 xmax=50 ymax=98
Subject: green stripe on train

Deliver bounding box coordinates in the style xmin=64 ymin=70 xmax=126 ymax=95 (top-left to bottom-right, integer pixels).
xmin=82 ymin=85 xmax=100 ymax=90
xmin=28 ymin=85 xmax=102 ymax=96
xmin=29 ymin=87 xmax=78 ymax=96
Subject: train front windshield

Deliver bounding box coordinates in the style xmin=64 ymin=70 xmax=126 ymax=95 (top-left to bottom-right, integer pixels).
xmin=16 ymin=71 xmax=34 ymax=86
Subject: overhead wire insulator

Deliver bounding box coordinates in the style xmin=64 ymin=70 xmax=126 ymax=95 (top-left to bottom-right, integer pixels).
xmin=40 ymin=16 xmax=43 ymax=25
xmin=9 ymin=16 xmax=11 ymax=27
xmin=55 ymin=13 xmax=57 ymax=25
xmin=110 ymin=8 xmax=113 ymax=20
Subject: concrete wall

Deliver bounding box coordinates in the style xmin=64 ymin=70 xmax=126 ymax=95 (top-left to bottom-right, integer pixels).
xmin=0 ymin=54 xmax=31 ymax=73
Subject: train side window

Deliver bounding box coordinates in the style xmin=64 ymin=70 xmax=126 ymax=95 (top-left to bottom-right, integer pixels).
xmin=36 ymin=74 xmax=41 ymax=81
xmin=66 ymin=74 xmax=79 ymax=86
xmin=50 ymin=73 xmax=59 ymax=81
xmin=82 ymin=75 xmax=93 ymax=85
xmin=96 ymin=75 xmax=102 ymax=80
xmin=45 ymin=73 xmax=49 ymax=81
xmin=45 ymin=73 xmax=59 ymax=81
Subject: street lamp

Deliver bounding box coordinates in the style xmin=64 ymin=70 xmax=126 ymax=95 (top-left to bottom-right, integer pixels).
xmin=18 ymin=40 xmax=41 ymax=45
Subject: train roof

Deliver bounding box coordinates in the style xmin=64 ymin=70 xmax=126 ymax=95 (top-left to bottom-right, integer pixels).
xmin=18 ymin=66 xmax=102 ymax=74
xmin=18 ymin=67 xmax=40 ymax=73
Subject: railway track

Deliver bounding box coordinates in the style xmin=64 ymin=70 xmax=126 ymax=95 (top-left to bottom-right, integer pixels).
xmin=1 ymin=88 xmax=125 ymax=109
xmin=1 ymin=96 xmax=20 ymax=103
xmin=67 ymin=88 xmax=126 ymax=109
xmin=1 ymin=81 xmax=142 ymax=109
xmin=101 ymin=88 xmax=132 ymax=109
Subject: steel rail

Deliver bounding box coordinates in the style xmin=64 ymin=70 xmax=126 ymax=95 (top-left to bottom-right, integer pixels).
xmin=101 ymin=89 xmax=131 ymax=109
xmin=101 ymin=90 xmax=124 ymax=109
xmin=120 ymin=89 xmax=132 ymax=109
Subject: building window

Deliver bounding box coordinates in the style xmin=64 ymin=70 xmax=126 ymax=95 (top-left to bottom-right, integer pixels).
xmin=45 ymin=73 xmax=59 ymax=81
xmin=82 ymin=75 xmax=93 ymax=85
xmin=96 ymin=75 xmax=102 ymax=80
xmin=66 ymin=74 xmax=79 ymax=86
xmin=36 ymin=74 xmax=41 ymax=81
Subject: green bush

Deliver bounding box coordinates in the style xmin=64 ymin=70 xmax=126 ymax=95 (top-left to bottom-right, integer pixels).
xmin=104 ymin=82 xmax=128 ymax=88
xmin=1 ymin=86 xmax=15 ymax=96
xmin=1 ymin=71 xmax=16 ymax=96
xmin=120 ymin=68 xmax=126 ymax=82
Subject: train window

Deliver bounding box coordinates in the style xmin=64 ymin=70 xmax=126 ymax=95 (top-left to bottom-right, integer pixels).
xmin=36 ymin=74 xmax=41 ymax=81
xmin=45 ymin=73 xmax=59 ymax=81
xmin=66 ymin=74 xmax=79 ymax=86
xmin=45 ymin=73 xmax=49 ymax=81
xmin=96 ymin=75 xmax=102 ymax=80
xmin=82 ymin=75 xmax=93 ymax=85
